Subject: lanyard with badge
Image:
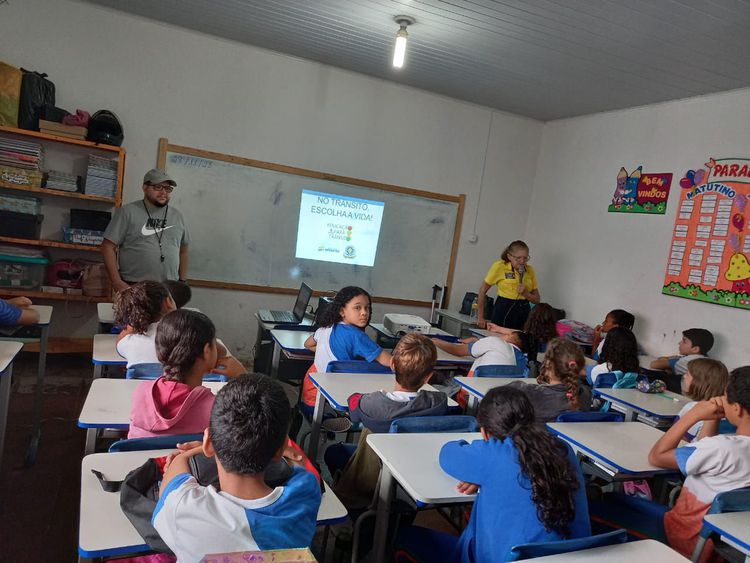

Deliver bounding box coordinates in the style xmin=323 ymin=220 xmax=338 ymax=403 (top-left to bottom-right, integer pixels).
xmin=143 ymin=201 xmax=168 ymax=262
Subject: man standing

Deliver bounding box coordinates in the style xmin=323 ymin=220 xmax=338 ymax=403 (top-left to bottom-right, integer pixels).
xmin=102 ymin=169 xmax=190 ymax=292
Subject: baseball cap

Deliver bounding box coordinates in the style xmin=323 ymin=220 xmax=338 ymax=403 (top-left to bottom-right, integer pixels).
xmin=143 ymin=169 xmax=176 ymax=186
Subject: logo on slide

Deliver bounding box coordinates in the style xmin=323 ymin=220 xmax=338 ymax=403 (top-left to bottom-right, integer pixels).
xmin=344 ymin=245 xmax=356 ymax=259
xmin=141 ymin=223 xmax=175 ymax=236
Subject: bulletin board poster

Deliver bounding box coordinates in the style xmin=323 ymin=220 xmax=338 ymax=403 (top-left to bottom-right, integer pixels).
xmin=663 ymin=157 xmax=750 ymax=310
xmin=609 ymin=166 xmax=673 ymax=214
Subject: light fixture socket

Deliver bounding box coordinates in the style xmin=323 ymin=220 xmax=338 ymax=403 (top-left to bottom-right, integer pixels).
xmin=394 ymin=15 xmax=416 ymax=27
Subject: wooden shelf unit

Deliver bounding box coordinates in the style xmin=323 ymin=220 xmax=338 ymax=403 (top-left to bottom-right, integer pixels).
xmin=0 ymin=124 xmax=124 ymax=304
xmin=0 ymin=235 xmax=101 ymax=253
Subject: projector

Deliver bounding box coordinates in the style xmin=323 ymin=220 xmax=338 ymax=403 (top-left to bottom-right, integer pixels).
xmin=383 ymin=314 xmax=431 ymax=335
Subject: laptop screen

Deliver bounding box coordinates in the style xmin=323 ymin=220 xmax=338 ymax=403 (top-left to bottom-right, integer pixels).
xmin=292 ymin=283 xmax=313 ymax=320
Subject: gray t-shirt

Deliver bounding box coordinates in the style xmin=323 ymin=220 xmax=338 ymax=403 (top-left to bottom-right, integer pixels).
xmin=104 ymin=200 xmax=190 ymax=282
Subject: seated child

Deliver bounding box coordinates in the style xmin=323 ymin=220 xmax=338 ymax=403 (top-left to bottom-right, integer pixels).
xmin=398 ymin=386 xmax=590 ymax=563
xmin=163 ymin=279 xmax=192 ymax=309
xmin=115 ymin=281 xmax=176 ymax=368
xmin=0 ymin=296 xmax=40 ymax=326
xmin=431 ymin=323 xmax=531 ymax=376
xmin=508 ymin=338 xmax=591 ymax=422
xmin=649 ymin=366 xmax=750 ymax=561
xmin=523 ymin=302 xmax=559 ymax=355
xmin=327 ymin=333 xmax=447 ymax=509
xmin=589 ymin=326 xmax=640 ymax=386
xmin=301 ymin=286 xmax=391 ymax=417
xmin=650 ymin=328 xmax=714 ymax=376
xmin=591 ymin=308 xmax=635 ymax=360
xmin=129 ymin=309 xmax=244 ymax=438
xmin=678 ymin=358 xmax=729 ymax=441
xmin=153 ymin=374 xmax=322 ymax=561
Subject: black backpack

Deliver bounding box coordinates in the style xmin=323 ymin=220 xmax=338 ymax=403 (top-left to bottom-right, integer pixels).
xmin=92 ymin=454 xmax=296 ymax=554
xmin=18 ymin=69 xmax=55 ymax=131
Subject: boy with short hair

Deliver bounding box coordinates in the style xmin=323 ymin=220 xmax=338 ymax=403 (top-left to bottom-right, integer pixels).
xmin=153 ymin=374 xmax=321 ymax=561
xmin=327 ymin=333 xmax=448 ymax=509
xmin=649 ymin=366 xmax=750 ymax=560
xmin=650 ymin=328 xmax=714 ymax=376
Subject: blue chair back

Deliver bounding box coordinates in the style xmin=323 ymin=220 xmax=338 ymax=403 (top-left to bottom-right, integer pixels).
xmin=125 ymin=362 xmax=227 ymax=382
xmin=510 ymin=529 xmax=628 ymax=560
xmin=125 ymin=362 xmax=163 ymax=380
xmin=109 ymin=433 xmax=203 ymax=452
xmin=556 ymin=411 xmax=624 ymax=423
xmin=326 ymin=360 xmax=393 ymax=374
xmin=389 ymin=415 xmax=478 ymax=434
xmin=708 ymin=487 xmax=750 ymax=515
xmin=474 ymin=364 xmax=525 ymax=377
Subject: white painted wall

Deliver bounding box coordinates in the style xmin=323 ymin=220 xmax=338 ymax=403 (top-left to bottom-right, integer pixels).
xmin=526 ymin=88 xmax=750 ymax=369
xmin=0 ymin=0 xmax=543 ymax=359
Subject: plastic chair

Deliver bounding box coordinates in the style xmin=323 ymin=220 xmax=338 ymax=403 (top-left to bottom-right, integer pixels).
xmin=350 ymin=415 xmax=477 ymax=563
xmin=510 ymin=528 xmax=628 ymax=560
xmin=474 ymin=364 xmax=525 ymax=377
xmin=389 ymin=415 xmax=478 ymax=434
xmin=691 ymin=487 xmax=750 ymax=562
xmin=125 ymin=362 xmax=163 ymax=380
xmin=326 ymin=360 xmax=393 ymax=374
xmin=556 ymin=411 xmax=624 ymax=423
xmin=108 ymin=433 xmax=203 ymax=452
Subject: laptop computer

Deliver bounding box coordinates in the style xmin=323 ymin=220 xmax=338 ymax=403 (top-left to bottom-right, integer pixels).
xmin=259 ymin=282 xmax=313 ymax=324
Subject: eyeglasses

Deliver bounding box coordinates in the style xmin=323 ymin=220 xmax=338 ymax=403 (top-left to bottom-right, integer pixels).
xmin=147 ymin=183 xmax=174 ymax=193
xmin=510 ymin=254 xmax=530 ymax=261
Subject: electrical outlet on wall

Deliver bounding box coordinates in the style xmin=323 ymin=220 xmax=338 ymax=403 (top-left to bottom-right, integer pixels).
xmin=469 ymin=234 xmax=479 ymax=243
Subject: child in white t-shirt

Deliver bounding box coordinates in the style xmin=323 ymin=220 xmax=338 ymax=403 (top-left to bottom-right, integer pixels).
xmin=114 ymin=281 xmax=176 ymax=368
xmin=650 ymin=328 xmax=714 ymax=376
xmin=431 ymin=323 xmax=530 ymax=375
xmin=588 ymin=326 xmax=640 ymax=386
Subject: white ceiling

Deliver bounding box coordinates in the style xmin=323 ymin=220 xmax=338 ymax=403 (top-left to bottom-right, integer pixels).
xmin=82 ymin=0 xmax=750 ymax=120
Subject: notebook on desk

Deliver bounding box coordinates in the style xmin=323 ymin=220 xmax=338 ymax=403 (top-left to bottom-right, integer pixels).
xmin=259 ymin=283 xmax=313 ymax=324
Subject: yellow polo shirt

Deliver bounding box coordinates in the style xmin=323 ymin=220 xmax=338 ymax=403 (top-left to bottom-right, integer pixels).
xmin=484 ymin=261 xmax=537 ymax=300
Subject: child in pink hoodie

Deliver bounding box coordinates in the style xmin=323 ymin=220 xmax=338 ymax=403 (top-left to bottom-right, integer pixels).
xmin=128 ymin=309 xmax=245 ymax=438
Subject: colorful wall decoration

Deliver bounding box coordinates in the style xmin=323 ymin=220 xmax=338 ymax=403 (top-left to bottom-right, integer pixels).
xmin=609 ymin=166 xmax=673 ymax=214
xmin=663 ymin=157 xmax=750 ymax=309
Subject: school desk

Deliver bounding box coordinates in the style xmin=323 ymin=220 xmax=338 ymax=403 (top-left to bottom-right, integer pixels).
xmin=536 ymin=351 xmax=596 ymax=366
xmin=368 ymin=323 xmax=451 ymax=340
xmin=0 ymin=341 xmax=23 ymax=471
xmin=0 ymin=305 xmax=53 ymax=466
xmin=269 ymin=328 xmax=314 ymax=379
xmin=546 ymin=422 xmax=677 ymax=479
xmin=703 ymin=511 xmax=750 ymax=561
xmin=79 ymin=449 xmax=348 ymax=560
xmin=78 ymin=378 xmax=226 ymax=454
xmin=92 ymin=333 xmax=126 ymax=379
xmin=367 ymin=431 xmax=480 ymax=563
xmin=526 ymin=539 xmax=690 ymax=562
xmin=454 ymin=376 xmax=539 ymax=410
xmin=592 ymin=388 xmax=690 ymax=424
xmin=253 ymin=312 xmax=314 ymax=370
xmin=305 ymin=372 xmax=459 ymax=462
xmin=434 ymin=308 xmax=477 ymax=337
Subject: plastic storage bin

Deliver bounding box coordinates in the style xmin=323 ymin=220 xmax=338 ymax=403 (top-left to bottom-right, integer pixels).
xmin=0 ymin=252 xmax=49 ymax=289
xmin=0 ymin=193 xmax=41 ymax=215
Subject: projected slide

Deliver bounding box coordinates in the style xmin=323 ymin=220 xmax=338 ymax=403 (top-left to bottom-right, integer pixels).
xmin=295 ymin=189 xmax=385 ymax=266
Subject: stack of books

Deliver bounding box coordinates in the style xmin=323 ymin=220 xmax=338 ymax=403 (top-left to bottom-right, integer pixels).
xmin=84 ymin=155 xmax=118 ymax=198
xmin=0 ymin=137 xmax=43 ymax=170
xmin=45 ymin=170 xmax=80 ymax=192
xmin=39 ymin=119 xmax=87 ymax=141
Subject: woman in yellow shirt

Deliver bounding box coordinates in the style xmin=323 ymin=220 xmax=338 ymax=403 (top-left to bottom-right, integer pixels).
xmin=477 ymin=240 xmax=540 ymax=330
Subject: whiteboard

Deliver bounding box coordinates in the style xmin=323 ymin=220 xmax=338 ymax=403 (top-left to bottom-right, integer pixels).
xmin=160 ymin=142 xmax=463 ymax=304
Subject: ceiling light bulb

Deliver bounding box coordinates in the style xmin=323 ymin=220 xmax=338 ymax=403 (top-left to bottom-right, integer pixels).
xmin=393 ymin=25 xmax=408 ymax=68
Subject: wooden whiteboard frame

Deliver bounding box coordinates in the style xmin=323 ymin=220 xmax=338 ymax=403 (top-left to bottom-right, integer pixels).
xmin=157 ymin=138 xmax=465 ymax=307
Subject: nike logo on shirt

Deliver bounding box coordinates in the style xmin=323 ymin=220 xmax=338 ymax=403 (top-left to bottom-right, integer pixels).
xmin=141 ymin=224 xmax=175 ymax=236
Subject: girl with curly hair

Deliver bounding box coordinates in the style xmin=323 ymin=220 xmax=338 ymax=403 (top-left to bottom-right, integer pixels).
xmin=397 ymin=386 xmax=590 ymax=562
xmin=115 ymin=280 xmax=175 ymax=368
xmin=588 ymin=326 xmax=640 ymax=386
xmin=506 ymin=337 xmax=591 ymax=422
xmin=523 ymin=302 xmax=559 ymax=355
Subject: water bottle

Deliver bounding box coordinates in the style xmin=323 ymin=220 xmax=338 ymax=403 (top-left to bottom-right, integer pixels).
xmin=470 ymin=297 xmax=478 ymax=319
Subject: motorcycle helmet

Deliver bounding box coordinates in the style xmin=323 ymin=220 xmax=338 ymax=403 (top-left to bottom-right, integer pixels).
xmin=87 ymin=110 xmax=123 ymax=146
